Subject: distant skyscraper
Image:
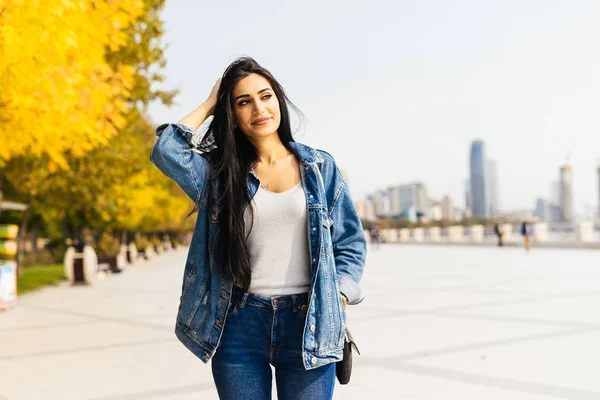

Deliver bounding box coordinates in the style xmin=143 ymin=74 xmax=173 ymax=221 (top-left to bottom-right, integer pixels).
xmin=368 ymin=191 xmax=385 ymax=218
xmin=382 ymin=191 xmax=392 ymax=218
xmin=387 ymin=182 xmax=428 ymax=218
xmin=388 ymin=186 xmax=402 ymax=217
xmin=469 ymin=140 xmax=489 ymax=217
xmin=441 ymin=196 xmax=455 ymax=221
xmin=428 ymin=200 xmax=443 ymax=221
xmin=464 ymin=179 xmax=472 ymax=211
xmin=559 ymin=164 xmax=573 ymax=222
xmin=487 ymin=159 xmax=499 ymax=216
xmin=412 ymin=183 xmax=428 ymax=212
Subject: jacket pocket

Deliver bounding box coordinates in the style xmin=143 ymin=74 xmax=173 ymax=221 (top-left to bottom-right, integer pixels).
xmin=321 ymin=215 xmax=335 ymax=262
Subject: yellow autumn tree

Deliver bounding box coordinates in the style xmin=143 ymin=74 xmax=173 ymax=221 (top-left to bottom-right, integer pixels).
xmin=0 ymin=0 xmax=143 ymax=169
xmin=110 ymin=168 xmax=194 ymax=233
xmin=1 ymin=0 xmax=193 ymax=257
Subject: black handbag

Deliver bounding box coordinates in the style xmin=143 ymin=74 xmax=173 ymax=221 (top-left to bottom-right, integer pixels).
xmin=336 ymin=328 xmax=360 ymax=385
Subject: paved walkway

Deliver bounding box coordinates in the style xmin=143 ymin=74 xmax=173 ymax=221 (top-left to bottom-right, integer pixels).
xmin=1 ymin=245 xmax=600 ymax=399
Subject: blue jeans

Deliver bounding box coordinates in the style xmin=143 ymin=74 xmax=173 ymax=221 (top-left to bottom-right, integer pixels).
xmin=211 ymin=289 xmax=336 ymax=399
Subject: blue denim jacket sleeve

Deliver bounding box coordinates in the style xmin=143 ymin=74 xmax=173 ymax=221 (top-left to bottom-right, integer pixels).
xmin=150 ymin=123 xmax=210 ymax=204
xmin=319 ymin=151 xmax=367 ymax=305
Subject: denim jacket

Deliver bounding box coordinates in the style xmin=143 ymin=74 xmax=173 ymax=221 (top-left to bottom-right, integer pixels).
xmin=150 ymin=123 xmax=366 ymax=370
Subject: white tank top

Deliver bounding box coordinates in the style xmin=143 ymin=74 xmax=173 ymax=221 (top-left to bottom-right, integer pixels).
xmin=244 ymin=180 xmax=311 ymax=296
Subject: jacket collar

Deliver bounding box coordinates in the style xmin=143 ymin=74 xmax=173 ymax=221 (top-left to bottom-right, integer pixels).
xmin=248 ymin=141 xmax=323 ymax=181
xmin=287 ymin=142 xmax=324 ymax=165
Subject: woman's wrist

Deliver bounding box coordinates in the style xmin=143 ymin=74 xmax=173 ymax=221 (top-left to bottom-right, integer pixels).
xmin=201 ymin=99 xmax=216 ymax=116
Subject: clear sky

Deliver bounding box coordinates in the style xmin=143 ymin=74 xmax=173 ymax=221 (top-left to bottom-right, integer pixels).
xmin=148 ymin=0 xmax=600 ymax=216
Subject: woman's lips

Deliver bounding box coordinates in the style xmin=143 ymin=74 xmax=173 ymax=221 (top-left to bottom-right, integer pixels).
xmin=252 ymin=117 xmax=271 ymax=125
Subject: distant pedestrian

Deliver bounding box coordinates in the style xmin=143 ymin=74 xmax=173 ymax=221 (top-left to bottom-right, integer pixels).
xmin=493 ymin=223 xmax=504 ymax=247
xmin=369 ymin=224 xmax=381 ymax=250
xmin=521 ymin=221 xmax=532 ymax=251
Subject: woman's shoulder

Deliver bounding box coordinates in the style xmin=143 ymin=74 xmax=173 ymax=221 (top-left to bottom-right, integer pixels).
xmin=289 ymin=141 xmax=338 ymax=167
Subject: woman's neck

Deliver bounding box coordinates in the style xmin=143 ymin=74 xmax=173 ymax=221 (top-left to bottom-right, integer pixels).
xmin=250 ymin=132 xmax=291 ymax=165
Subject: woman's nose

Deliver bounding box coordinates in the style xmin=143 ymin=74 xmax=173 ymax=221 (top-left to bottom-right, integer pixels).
xmin=253 ymin=100 xmax=266 ymax=114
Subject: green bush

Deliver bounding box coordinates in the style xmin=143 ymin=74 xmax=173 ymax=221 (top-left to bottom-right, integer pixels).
xmin=22 ymin=248 xmax=63 ymax=267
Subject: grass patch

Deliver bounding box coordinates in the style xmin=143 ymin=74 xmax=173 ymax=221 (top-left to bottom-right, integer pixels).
xmin=17 ymin=264 xmax=66 ymax=295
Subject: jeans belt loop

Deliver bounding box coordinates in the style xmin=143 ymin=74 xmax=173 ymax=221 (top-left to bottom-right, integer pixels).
xmin=239 ymin=292 xmax=249 ymax=308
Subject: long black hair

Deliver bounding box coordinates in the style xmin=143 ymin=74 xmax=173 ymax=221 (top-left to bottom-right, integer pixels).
xmin=195 ymin=57 xmax=302 ymax=290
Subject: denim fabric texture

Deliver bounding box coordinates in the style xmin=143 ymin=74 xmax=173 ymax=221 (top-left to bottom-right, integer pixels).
xmin=211 ymin=289 xmax=336 ymax=399
xmin=150 ymin=123 xmax=366 ymax=370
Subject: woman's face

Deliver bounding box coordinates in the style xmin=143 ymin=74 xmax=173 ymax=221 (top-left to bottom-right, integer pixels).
xmin=232 ymin=73 xmax=281 ymax=139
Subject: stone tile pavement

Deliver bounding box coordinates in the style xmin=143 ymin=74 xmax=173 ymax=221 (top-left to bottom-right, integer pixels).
xmin=1 ymin=245 xmax=600 ymax=399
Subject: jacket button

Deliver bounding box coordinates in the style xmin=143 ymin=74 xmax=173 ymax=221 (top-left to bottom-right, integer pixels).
xmin=311 ymin=357 xmax=317 ymax=364
xmin=312 ymin=227 xmax=316 ymax=231
xmin=310 ymin=325 xmax=316 ymax=332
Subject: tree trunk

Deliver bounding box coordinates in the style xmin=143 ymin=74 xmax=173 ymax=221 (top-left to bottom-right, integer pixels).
xmin=30 ymin=228 xmax=38 ymax=254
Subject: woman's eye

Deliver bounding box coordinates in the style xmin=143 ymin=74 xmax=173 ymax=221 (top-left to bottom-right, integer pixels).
xmin=238 ymin=100 xmax=249 ymax=106
xmin=262 ymin=94 xmax=272 ymax=100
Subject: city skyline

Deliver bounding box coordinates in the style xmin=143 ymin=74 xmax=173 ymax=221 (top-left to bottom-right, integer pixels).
xmin=148 ymin=0 xmax=600 ymax=215
xmin=362 ymin=156 xmax=600 ymax=221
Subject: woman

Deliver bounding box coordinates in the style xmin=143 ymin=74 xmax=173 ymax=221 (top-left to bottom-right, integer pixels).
xmin=151 ymin=57 xmax=366 ymax=399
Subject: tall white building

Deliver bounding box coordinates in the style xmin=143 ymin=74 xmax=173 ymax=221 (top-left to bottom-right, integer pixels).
xmin=368 ymin=191 xmax=384 ymax=218
xmin=413 ymin=183 xmax=428 ymax=212
xmin=394 ymin=182 xmax=428 ymax=217
xmin=388 ymin=186 xmax=403 ymax=217
xmin=441 ymin=196 xmax=455 ymax=221
xmin=369 ymin=190 xmax=393 ymax=218
xmin=559 ymin=165 xmax=573 ymax=222
xmin=355 ymin=200 xmax=376 ymax=221
xmin=381 ymin=191 xmax=392 ymax=218
xmin=368 ymin=182 xmax=428 ymax=219
xmin=430 ymin=202 xmax=442 ymax=221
